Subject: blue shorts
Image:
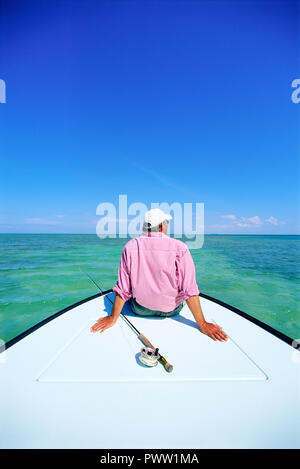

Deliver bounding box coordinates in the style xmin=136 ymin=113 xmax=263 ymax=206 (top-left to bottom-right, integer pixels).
xmin=129 ymin=297 xmax=184 ymax=317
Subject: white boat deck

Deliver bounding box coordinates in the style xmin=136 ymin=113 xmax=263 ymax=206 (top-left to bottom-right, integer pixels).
xmin=0 ymin=292 xmax=299 ymax=448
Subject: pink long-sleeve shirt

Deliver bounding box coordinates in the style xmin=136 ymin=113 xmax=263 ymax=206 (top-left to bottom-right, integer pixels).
xmin=112 ymin=231 xmax=200 ymax=312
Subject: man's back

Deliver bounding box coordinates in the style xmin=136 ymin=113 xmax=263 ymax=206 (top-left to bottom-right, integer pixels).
xmin=113 ymin=232 xmax=199 ymax=312
xmin=92 ymin=209 xmax=227 ymax=341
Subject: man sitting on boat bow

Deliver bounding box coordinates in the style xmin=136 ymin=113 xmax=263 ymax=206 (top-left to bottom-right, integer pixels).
xmin=91 ymin=208 xmax=228 ymax=342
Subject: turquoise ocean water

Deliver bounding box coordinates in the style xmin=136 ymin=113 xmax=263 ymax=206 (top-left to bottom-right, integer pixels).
xmin=0 ymin=234 xmax=299 ymax=344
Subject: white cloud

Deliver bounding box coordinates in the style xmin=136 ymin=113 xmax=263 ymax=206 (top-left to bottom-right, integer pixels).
xmin=248 ymin=216 xmax=263 ymax=226
xmin=56 ymin=214 xmax=64 ymax=219
xmin=221 ymin=214 xmax=236 ymax=221
xmin=219 ymin=214 xmax=263 ymax=227
xmin=266 ymin=216 xmax=278 ymax=225
xmin=213 ymin=213 xmax=288 ymax=232
xmin=235 ymin=222 xmax=250 ymax=227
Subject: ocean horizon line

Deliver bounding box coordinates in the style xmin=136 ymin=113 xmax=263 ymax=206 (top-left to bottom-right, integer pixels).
xmin=0 ymin=233 xmax=299 ymax=236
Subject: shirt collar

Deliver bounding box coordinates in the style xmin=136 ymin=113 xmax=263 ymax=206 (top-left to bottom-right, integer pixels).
xmin=140 ymin=231 xmax=169 ymax=238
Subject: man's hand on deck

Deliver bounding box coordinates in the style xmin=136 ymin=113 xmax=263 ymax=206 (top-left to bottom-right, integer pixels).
xmin=199 ymin=321 xmax=228 ymax=342
xmin=90 ymin=316 xmax=116 ymax=333
xmin=91 ymin=293 xmax=125 ymax=333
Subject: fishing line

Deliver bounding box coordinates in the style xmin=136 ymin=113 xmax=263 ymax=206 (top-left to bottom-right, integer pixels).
xmin=79 ymin=267 xmax=141 ymax=336
xmin=79 ymin=267 xmax=173 ymax=372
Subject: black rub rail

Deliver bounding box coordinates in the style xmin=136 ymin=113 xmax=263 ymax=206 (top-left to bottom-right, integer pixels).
xmin=0 ymin=290 xmax=297 ymax=354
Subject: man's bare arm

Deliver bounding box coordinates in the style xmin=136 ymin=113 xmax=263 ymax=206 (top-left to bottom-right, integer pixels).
xmin=91 ymin=293 xmax=125 ymax=333
xmin=186 ymin=295 xmax=228 ymax=342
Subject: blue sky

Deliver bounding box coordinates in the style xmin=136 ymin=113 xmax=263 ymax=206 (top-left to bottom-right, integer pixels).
xmin=0 ymin=0 xmax=299 ymax=234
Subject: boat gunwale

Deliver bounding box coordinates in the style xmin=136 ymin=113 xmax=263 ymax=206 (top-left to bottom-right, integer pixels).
xmin=0 ymin=290 xmax=111 ymax=354
xmin=0 ymin=290 xmax=296 ymax=354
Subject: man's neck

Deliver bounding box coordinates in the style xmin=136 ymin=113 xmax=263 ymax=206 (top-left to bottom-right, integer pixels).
xmin=141 ymin=231 xmax=168 ymax=237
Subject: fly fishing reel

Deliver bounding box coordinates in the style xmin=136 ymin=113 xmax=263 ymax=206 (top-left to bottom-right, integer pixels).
xmin=138 ymin=346 xmax=160 ymax=367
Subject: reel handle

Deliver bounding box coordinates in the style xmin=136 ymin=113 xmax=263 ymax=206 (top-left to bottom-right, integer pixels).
xmin=139 ymin=334 xmax=173 ymax=373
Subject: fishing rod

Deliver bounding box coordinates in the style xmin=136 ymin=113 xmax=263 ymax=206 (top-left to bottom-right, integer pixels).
xmin=80 ymin=268 xmax=173 ymax=373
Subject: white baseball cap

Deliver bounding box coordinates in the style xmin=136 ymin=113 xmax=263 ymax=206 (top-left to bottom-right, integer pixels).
xmin=144 ymin=208 xmax=172 ymax=227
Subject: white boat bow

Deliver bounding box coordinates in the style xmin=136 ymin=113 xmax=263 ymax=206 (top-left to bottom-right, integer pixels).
xmin=0 ymin=290 xmax=298 ymax=449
